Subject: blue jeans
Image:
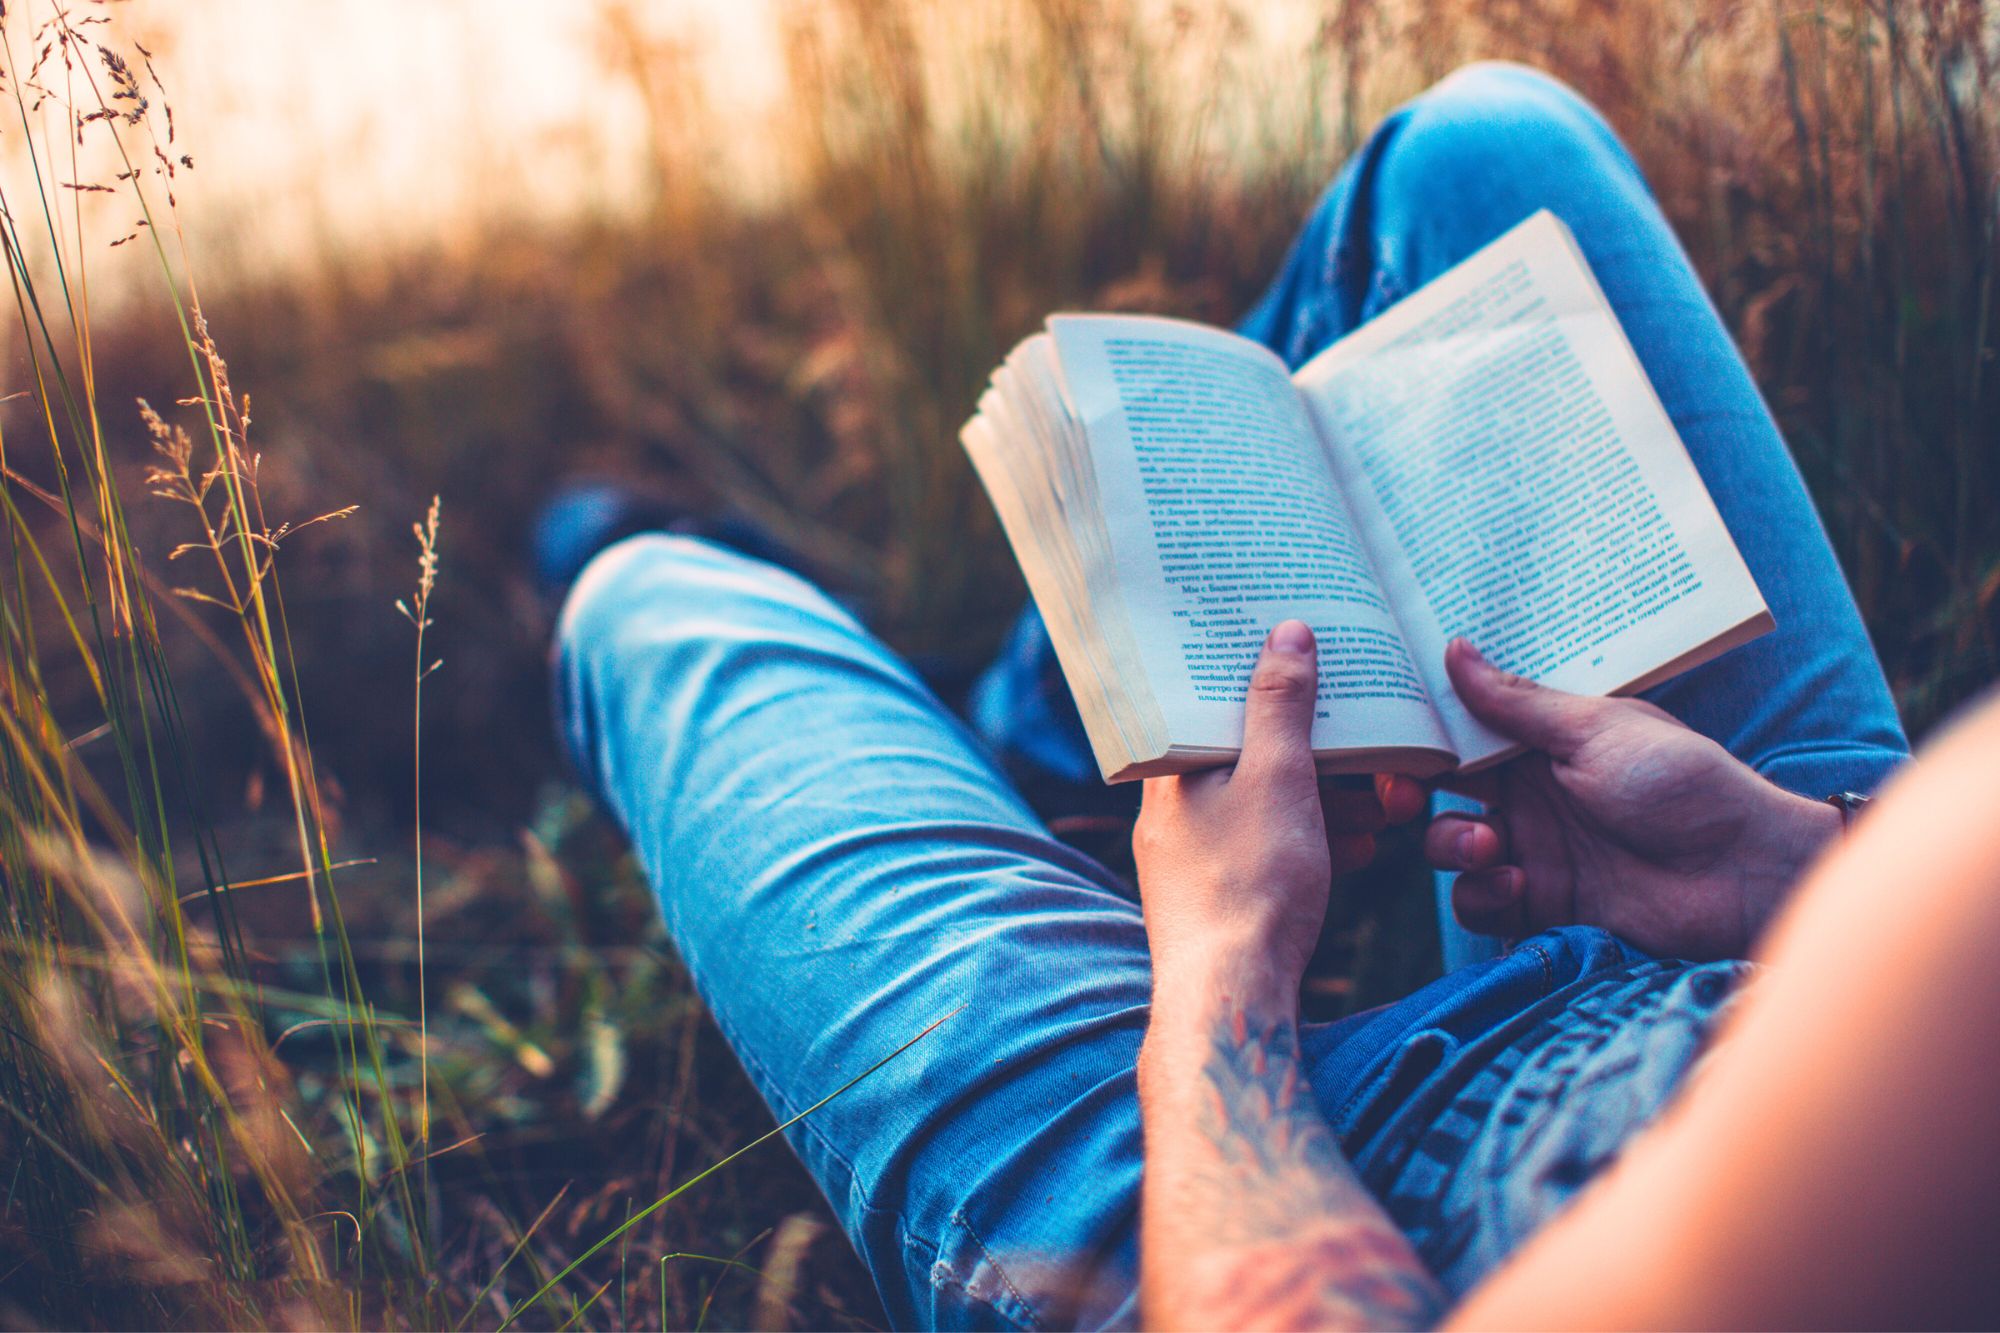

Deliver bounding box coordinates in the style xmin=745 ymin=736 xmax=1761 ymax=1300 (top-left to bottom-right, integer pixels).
xmin=555 ymin=64 xmax=1909 ymax=1330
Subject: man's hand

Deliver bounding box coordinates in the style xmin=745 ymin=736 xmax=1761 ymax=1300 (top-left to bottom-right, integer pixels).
xmin=1134 ymin=618 xmax=1334 ymax=993
xmin=1427 ymin=638 xmax=1842 ymax=960
xmin=1135 ymin=621 xmax=1443 ymax=1331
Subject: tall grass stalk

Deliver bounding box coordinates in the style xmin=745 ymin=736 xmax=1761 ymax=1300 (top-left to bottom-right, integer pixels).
xmin=395 ymin=497 xmax=442 ymax=1171
xmin=0 ymin=5 xmax=432 ymax=1324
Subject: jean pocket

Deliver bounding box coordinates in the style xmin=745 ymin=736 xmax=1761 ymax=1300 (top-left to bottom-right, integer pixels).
xmin=1341 ymin=1026 xmax=1459 ymax=1147
xmin=1389 ymin=959 xmax=1751 ymax=1293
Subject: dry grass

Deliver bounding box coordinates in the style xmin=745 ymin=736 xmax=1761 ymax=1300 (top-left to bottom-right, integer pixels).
xmin=0 ymin=0 xmax=1994 ymax=1328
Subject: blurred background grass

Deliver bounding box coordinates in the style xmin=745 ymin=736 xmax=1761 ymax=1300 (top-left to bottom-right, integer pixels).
xmin=2 ymin=0 xmax=1996 ymax=1327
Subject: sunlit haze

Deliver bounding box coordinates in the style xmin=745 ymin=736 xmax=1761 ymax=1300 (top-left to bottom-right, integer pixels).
xmin=106 ymin=0 xmax=790 ymax=274
xmin=43 ymin=0 xmax=1328 ymax=282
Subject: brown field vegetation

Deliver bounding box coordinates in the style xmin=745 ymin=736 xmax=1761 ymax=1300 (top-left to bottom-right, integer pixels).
xmin=1 ymin=0 xmax=1995 ymax=1327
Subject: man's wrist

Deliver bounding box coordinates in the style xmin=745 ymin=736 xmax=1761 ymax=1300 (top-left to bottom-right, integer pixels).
xmin=1142 ymin=951 xmax=1300 ymax=1085
xmin=1147 ymin=947 xmax=1299 ymax=1025
xmin=1738 ymin=788 xmax=1845 ymax=939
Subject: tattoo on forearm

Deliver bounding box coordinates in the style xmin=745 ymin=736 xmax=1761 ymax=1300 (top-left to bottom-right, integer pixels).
xmin=1187 ymin=1010 xmax=1444 ymax=1330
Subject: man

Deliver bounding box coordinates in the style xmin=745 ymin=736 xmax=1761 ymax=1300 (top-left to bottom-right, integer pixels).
xmin=551 ymin=63 xmax=1910 ymax=1328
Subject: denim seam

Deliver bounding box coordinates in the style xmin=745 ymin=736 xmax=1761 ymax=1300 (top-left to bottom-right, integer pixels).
xmin=951 ymin=1206 xmax=1048 ymax=1332
xmin=1333 ymin=1032 xmax=1429 ymax=1132
xmin=665 ymin=903 xmax=881 ymax=1191
xmin=1333 ymin=937 xmax=1564 ymax=1139
xmin=1524 ymin=941 xmax=1555 ymax=991
xmin=869 ymin=1203 xmax=948 ymax=1323
xmin=687 ymin=983 xmax=870 ymax=1194
xmin=714 ymin=1006 xmax=1038 ymax=1332
xmin=868 ymin=1200 xmax=1039 ymax=1333
xmin=923 ymin=1265 xmax=1038 ymax=1333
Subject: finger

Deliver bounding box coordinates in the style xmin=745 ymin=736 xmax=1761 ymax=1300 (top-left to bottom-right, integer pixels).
xmin=1237 ymin=620 xmax=1319 ymax=790
xmin=1329 ymin=833 xmax=1377 ymax=875
xmin=1373 ymin=772 xmax=1427 ymax=825
xmin=1452 ymin=866 xmax=1526 ymax=937
xmin=1444 ymin=638 xmax=1603 ymax=759
xmin=1321 ymin=784 xmax=1388 ymax=835
xmin=1423 ymin=813 xmax=1507 ymax=872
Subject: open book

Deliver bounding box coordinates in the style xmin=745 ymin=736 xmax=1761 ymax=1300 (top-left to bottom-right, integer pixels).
xmin=962 ymin=210 xmax=1772 ymax=782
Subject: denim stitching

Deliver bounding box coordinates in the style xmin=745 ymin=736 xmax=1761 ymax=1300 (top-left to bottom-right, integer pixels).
xmin=1524 ymin=940 xmax=1556 ymax=991
xmin=690 ymin=986 xmax=870 ymax=1191
xmin=868 ymin=1200 xmax=1041 ymax=1333
xmin=714 ymin=1012 xmax=1048 ymax=1332
xmin=951 ymin=1206 xmax=1048 ymax=1332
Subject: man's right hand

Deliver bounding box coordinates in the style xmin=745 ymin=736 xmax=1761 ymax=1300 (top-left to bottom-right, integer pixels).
xmin=1417 ymin=639 xmax=1843 ymax=960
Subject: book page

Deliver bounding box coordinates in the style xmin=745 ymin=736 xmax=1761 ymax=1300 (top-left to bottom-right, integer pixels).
xmin=965 ymin=392 xmax=1144 ymax=771
xmin=1294 ymin=212 xmax=1770 ymax=767
xmin=1047 ymin=314 xmax=1453 ymax=759
xmin=967 ymin=335 xmax=1172 ymax=766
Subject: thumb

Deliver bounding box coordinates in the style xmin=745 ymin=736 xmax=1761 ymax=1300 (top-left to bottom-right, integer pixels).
xmin=1445 ymin=638 xmax=1598 ymax=759
xmin=1238 ymin=620 xmax=1319 ymax=785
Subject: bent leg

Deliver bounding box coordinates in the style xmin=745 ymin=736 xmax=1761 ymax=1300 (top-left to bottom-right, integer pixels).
xmin=1239 ymin=61 xmax=1909 ymax=969
xmin=1241 ymin=60 xmax=1909 ymax=795
xmin=556 ymin=536 xmax=1148 ymax=1330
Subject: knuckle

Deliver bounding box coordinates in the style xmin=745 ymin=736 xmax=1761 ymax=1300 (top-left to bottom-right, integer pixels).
xmin=1236 ymin=748 xmax=1311 ymax=793
xmin=1627 ymin=698 xmax=1682 ymax=727
xmin=1250 ymin=656 xmax=1316 ymax=698
xmin=1565 ymin=697 xmax=1613 ymax=735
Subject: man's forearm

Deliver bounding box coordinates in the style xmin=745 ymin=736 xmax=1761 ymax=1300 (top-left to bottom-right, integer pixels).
xmin=1137 ymin=959 xmax=1444 ymax=1331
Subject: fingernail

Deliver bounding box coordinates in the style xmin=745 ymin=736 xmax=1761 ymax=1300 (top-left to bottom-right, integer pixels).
xmin=1456 ymin=826 xmax=1480 ymax=861
xmin=1452 ymin=637 xmax=1489 ymax=667
xmin=1270 ymin=620 xmax=1314 ymax=654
